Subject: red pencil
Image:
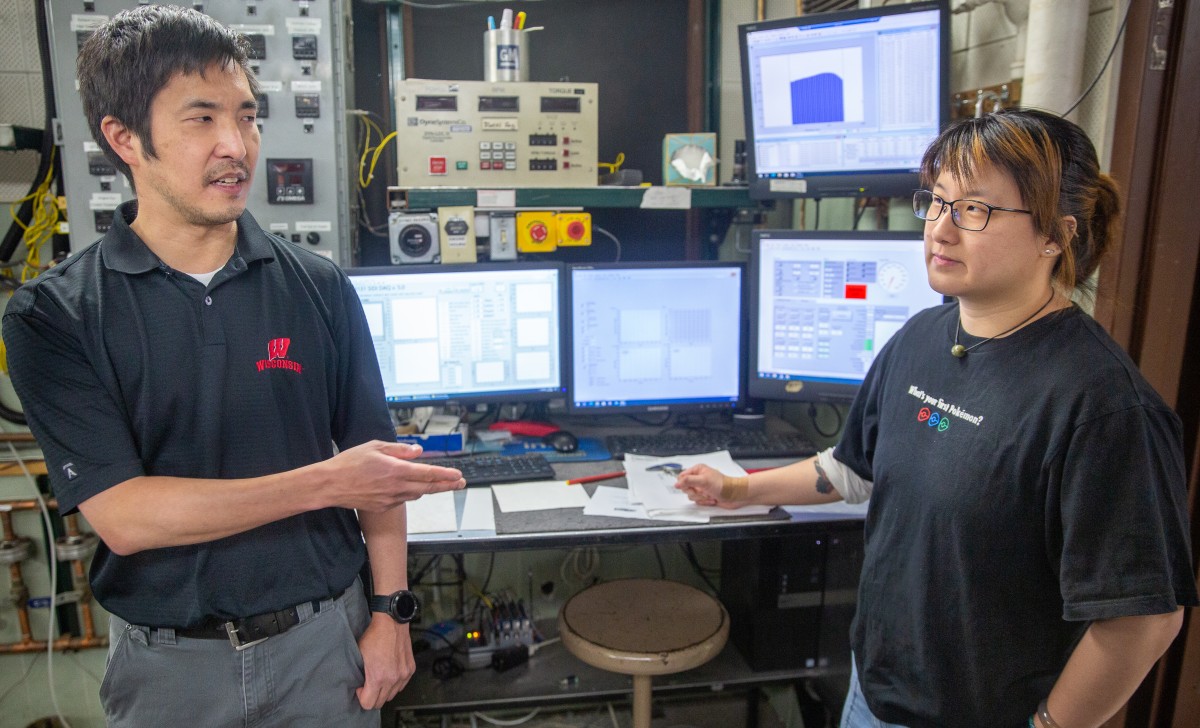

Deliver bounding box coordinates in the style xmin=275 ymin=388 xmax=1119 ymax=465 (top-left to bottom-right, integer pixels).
xmin=566 ymin=471 xmax=626 ymax=486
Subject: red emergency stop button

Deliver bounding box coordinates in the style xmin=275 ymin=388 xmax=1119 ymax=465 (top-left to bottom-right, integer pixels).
xmin=566 ymin=221 xmax=585 ymax=241
xmin=530 ymin=223 xmax=549 ymax=242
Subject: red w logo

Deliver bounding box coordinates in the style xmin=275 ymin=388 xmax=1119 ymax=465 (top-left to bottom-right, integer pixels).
xmin=267 ymin=338 xmax=291 ymax=360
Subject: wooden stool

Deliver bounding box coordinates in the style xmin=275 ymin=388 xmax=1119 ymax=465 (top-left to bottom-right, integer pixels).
xmin=558 ymin=578 xmax=730 ymax=728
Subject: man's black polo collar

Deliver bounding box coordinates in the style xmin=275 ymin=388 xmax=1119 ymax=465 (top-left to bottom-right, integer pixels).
xmin=99 ymin=200 xmax=277 ymax=277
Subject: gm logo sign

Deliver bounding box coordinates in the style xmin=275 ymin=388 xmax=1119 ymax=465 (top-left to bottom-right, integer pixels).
xmin=497 ymin=45 xmax=520 ymax=70
xmin=918 ymin=407 xmax=950 ymax=432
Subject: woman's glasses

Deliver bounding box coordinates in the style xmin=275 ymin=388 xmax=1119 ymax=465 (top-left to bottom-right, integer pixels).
xmin=912 ymin=189 xmax=1032 ymax=231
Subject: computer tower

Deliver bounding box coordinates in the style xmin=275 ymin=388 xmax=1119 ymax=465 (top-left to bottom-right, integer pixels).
xmin=720 ymin=535 xmax=825 ymax=671
xmin=817 ymin=527 xmax=865 ymax=672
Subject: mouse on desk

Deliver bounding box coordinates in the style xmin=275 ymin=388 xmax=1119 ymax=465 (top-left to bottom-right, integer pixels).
xmin=542 ymin=430 xmax=579 ymax=453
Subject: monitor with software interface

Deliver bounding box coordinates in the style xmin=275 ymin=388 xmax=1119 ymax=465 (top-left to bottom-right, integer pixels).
xmin=347 ymin=263 xmax=566 ymax=406
xmin=739 ymin=0 xmax=949 ymax=199
xmin=568 ymin=262 xmax=744 ymax=414
xmin=749 ymin=230 xmax=945 ymax=404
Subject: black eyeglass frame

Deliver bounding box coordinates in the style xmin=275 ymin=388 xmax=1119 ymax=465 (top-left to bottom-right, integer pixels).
xmin=912 ymin=189 xmax=1033 ymax=232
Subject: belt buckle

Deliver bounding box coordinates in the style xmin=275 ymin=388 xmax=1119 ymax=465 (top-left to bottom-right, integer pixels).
xmin=224 ymin=621 xmax=268 ymax=651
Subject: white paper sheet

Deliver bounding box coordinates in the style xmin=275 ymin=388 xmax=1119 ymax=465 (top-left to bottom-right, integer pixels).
xmin=582 ymin=485 xmax=648 ymax=519
xmin=404 ymin=491 xmax=459 ymax=533
xmin=460 ymin=487 xmax=497 ymax=531
xmin=491 ymin=480 xmax=591 ymax=513
xmin=624 ymin=451 xmax=774 ymax=523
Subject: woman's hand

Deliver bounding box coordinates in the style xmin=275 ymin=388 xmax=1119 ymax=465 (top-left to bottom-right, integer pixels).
xmin=674 ymin=464 xmax=748 ymax=509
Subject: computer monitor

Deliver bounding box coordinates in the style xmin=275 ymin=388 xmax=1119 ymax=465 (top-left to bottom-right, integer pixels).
xmin=748 ymin=230 xmax=945 ymax=404
xmin=739 ymin=0 xmax=949 ymax=199
xmin=346 ymin=263 xmax=566 ymax=406
xmin=568 ymin=262 xmax=744 ymax=414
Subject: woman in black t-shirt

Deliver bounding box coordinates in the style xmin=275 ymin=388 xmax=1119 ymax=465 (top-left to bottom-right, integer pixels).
xmin=674 ymin=109 xmax=1198 ymax=728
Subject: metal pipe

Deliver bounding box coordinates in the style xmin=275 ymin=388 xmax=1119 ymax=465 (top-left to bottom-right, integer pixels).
xmin=0 ymin=635 xmax=108 ymax=654
xmin=63 ymin=514 xmax=98 ymax=640
xmin=1022 ymin=0 xmax=1088 ymax=116
xmin=3 ymin=510 xmax=36 ymax=644
xmin=0 ymin=433 xmax=37 ymax=443
xmin=0 ymin=498 xmax=59 ymax=511
xmin=0 ymin=500 xmax=106 ymax=651
xmin=9 ymin=563 xmax=33 ymax=643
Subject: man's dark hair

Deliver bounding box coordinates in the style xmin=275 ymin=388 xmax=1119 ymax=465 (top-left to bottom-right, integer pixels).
xmin=77 ymin=5 xmax=259 ymax=183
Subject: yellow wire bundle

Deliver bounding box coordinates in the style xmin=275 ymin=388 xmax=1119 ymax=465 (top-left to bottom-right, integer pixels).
xmin=6 ymin=146 xmax=60 ymax=283
xmin=357 ymin=114 xmax=396 ymax=189
xmin=1 ymin=147 xmax=60 ymax=373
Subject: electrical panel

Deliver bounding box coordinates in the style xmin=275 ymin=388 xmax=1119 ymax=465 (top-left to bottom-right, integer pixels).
xmin=388 ymin=211 xmax=439 ymax=264
xmin=555 ymin=212 xmax=592 ymax=247
xmin=43 ymin=0 xmax=357 ymax=266
xmin=436 ymin=206 xmax=477 ymax=263
xmin=515 ymin=211 xmax=557 ymax=253
xmin=394 ymin=79 xmax=598 ymax=188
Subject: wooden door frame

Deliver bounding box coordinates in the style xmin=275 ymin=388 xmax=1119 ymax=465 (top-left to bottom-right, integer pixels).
xmin=1098 ymin=0 xmax=1200 ymax=725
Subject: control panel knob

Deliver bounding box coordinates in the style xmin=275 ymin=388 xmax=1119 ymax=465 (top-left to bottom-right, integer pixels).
xmin=306 ymin=232 xmax=321 ymax=245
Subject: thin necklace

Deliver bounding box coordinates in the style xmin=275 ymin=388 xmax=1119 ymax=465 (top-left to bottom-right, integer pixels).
xmin=950 ymin=290 xmax=1056 ymax=358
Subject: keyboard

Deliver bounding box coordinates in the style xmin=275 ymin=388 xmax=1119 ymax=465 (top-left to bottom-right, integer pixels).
xmin=605 ymin=431 xmax=817 ymax=460
xmin=421 ymin=452 xmax=557 ymax=487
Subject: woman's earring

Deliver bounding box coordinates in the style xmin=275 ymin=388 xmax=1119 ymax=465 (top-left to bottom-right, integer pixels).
xmin=1044 ymin=248 xmax=1056 ymax=255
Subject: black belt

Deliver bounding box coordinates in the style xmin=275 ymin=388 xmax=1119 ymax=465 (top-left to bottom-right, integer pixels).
xmin=173 ymin=599 xmax=324 ymax=650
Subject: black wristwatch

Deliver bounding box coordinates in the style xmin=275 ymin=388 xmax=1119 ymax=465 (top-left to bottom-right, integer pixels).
xmin=368 ymin=590 xmax=420 ymax=624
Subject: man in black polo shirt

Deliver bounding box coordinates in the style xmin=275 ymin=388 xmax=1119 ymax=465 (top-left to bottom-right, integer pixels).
xmin=2 ymin=6 xmax=465 ymax=726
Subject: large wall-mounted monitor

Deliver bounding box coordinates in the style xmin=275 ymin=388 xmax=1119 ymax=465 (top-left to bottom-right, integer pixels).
xmin=347 ymin=263 xmax=566 ymax=406
xmin=739 ymin=0 xmax=949 ymax=199
xmin=568 ymin=262 xmax=745 ymax=415
xmin=748 ymin=230 xmax=945 ymax=404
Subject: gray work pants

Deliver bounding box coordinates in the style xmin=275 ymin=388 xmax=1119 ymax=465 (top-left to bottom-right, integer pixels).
xmin=100 ymin=579 xmax=380 ymax=728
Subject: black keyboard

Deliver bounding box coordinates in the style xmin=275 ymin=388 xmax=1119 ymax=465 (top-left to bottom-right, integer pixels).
xmin=421 ymin=452 xmax=557 ymax=487
xmin=605 ymin=431 xmax=817 ymax=460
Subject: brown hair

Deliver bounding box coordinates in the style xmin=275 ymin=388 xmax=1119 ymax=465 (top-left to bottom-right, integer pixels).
xmin=77 ymin=5 xmax=259 ymax=185
xmin=919 ymin=108 xmax=1121 ymax=295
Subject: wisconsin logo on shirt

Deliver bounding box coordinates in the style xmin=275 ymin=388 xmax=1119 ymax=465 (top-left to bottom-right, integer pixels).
xmin=256 ymin=337 xmax=303 ymax=373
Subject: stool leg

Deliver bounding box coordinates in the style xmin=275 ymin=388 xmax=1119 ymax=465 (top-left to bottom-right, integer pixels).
xmin=632 ymin=674 xmax=653 ymax=728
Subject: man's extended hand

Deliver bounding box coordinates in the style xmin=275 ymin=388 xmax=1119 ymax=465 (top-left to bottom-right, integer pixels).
xmin=355 ymin=615 xmax=416 ymax=710
xmin=321 ymin=440 xmax=465 ymax=512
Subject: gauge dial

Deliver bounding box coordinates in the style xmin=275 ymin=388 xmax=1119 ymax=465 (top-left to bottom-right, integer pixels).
xmin=877 ymin=261 xmax=909 ymax=294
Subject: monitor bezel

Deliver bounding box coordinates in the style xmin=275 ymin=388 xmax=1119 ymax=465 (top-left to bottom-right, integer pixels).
xmin=345 ymin=261 xmax=568 ymax=408
xmin=566 ymin=260 xmax=747 ymax=416
xmin=747 ymin=229 xmax=946 ymax=405
xmin=738 ymin=0 xmax=950 ymax=200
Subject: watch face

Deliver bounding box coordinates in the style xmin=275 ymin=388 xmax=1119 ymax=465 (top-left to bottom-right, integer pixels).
xmin=391 ymin=591 xmax=419 ymax=622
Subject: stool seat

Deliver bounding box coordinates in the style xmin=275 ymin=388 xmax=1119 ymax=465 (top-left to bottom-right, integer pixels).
xmin=559 ymin=578 xmax=729 ymax=676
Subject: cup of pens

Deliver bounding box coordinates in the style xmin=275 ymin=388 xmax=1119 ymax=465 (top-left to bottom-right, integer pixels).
xmin=484 ymin=9 xmax=532 ymax=82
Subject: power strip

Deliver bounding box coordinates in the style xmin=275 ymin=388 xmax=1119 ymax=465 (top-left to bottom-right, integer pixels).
xmin=466 ymin=623 xmax=536 ymax=668
xmin=465 ymin=598 xmax=537 ymax=669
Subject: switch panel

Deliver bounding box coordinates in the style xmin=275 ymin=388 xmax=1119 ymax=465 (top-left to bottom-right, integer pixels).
xmin=395 ymin=80 xmax=598 ymax=188
xmin=44 ymin=0 xmax=356 ymax=265
xmin=556 ymin=212 xmax=592 ymax=247
xmin=388 ymin=211 xmax=439 ymax=264
xmin=516 ymin=211 xmax=558 ymax=253
xmin=266 ymin=159 xmax=314 ymax=204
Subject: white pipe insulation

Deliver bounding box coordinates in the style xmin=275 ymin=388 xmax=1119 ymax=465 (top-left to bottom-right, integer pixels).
xmin=1022 ymin=0 xmax=1090 ymax=117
